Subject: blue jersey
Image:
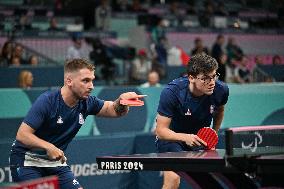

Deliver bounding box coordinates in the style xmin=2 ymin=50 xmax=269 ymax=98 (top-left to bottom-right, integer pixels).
xmin=10 ymin=89 xmax=104 ymax=167
xmin=157 ymin=76 xmax=229 ymax=134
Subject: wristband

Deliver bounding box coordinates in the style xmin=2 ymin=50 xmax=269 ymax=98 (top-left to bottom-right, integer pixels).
xmin=114 ymin=98 xmax=129 ymax=115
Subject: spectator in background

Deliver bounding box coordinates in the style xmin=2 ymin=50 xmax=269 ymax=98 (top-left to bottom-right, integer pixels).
xmin=89 ymin=38 xmax=115 ymax=84
xmin=10 ymin=56 xmax=21 ymax=67
xmin=140 ymin=71 xmax=161 ymax=87
xmin=66 ymin=33 xmax=84 ymax=60
xmin=48 ymin=17 xmax=63 ymax=31
xmin=0 ymin=41 xmax=13 ymax=66
xmin=272 ymin=55 xmax=282 ymax=65
xmin=226 ymin=36 xmax=243 ymax=66
xmin=18 ymin=70 xmax=33 ymax=89
xmin=150 ymin=17 xmax=169 ymax=76
xmin=130 ymin=49 xmax=152 ymax=85
xmin=254 ymin=55 xmax=264 ymax=66
xmin=191 ymin=37 xmax=209 ymax=56
xmin=28 ymin=55 xmax=39 ymax=66
xmin=95 ymin=0 xmax=111 ymax=30
xmin=151 ymin=18 xmax=167 ymax=45
xmin=217 ymin=53 xmax=228 ymax=82
xmin=233 ymin=56 xmax=252 ymax=83
xmin=212 ymin=34 xmax=226 ymax=80
xmin=12 ymin=44 xmax=28 ymax=65
xmin=251 ymin=55 xmax=265 ymax=82
xmin=212 ymin=34 xmax=225 ymax=61
xmin=16 ymin=14 xmax=33 ymax=30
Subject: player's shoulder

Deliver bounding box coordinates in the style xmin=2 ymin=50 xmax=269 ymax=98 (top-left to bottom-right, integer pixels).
xmin=214 ymin=80 xmax=229 ymax=93
xmin=212 ymin=80 xmax=229 ymax=102
xmin=36 ymin=89 xmax=60 ymax=105
xmin=166 ymin=76 xmax=189 ymax=91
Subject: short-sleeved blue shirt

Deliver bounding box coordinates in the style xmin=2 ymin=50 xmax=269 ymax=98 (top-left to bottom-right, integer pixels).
xmin=157 ymin=76 xmax=229 ymax=134
xmin=10 ymin=89 xmax=104 ymax=167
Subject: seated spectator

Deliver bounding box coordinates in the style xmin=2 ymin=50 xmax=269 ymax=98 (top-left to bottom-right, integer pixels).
xmin=28 ymin=55 xmax=39 ymax=66
xmin=10 ymin=56 xmax=21 ymax=67
xmin=272 ymin=55 xmax=282 ymax=65
xmin=0 ymin=41 xmax=13 ymax=67
xmin=254 ymin=55 xmax=264 ymax=66
xmin=233 ymin=56 xmax=252 ymax=83
xmin=18 ymin=70 xmax=33 ymax=89
xmin=16 ymin=14 xmax=33 ymax=30
xmin=66 ymin=33 xmax=84 ymax=60
xmin=191 ymin=37 xmax=209 ymax=56
xmin=129 ymin=49 xmax=152 ymax=85
xmin=140 ymin=71 xmax=161 ymax=87
xmin=48 ymin=17 xmax=63 ymax=31
xmin=12 ymin=44 xmax=28 ymax=65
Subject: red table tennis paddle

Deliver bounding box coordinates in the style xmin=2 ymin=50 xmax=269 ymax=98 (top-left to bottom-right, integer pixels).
xmin=197 ymin=127 xmax=218 ymax=150
xmin=120 ymin=99 xmax=144 ymax=106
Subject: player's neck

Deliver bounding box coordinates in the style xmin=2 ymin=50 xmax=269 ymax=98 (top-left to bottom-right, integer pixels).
xmin=189 ymin=83 xmax=204 ymax=97
xmin=61 ymin=86 xmax=79 ymax=108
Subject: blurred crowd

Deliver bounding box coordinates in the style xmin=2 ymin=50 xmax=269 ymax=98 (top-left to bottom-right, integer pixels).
xmin=0 ymin=0 xmax=283 ymax=88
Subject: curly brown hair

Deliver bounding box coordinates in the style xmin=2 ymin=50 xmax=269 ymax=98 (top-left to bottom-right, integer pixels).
xmin=187 ymin=54 xmax=218 ymax=76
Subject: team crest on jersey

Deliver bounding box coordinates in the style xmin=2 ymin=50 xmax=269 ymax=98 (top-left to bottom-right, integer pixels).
xmin=210 ymin=105 xmax=215 ymax=114
xmin=73 ymin=179 xmax=79 ymax=185
xmin=79 ymin=113 xmax=84 ymax=124
xmin=185 ymin=108 xmax=191 ymax=116
xmin=57 ymin=116 xmax=63 ymax=124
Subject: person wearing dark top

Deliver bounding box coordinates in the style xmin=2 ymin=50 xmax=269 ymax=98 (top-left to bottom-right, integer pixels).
xmin=212 ymin=34 xmax=226 ymax=81
xmin=9 ymin=58 xmax=144 ymax=189
xmin=155 ymin=54 xmax=229 ymax=189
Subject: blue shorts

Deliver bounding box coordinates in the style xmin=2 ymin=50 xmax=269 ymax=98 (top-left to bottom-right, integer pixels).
xmin=10 ymin=166 xmax=82 ymax=189
xmin=156 ymin=138 xmax=204 ymax=153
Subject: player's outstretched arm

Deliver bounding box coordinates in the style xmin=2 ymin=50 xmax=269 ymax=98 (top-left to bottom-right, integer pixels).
xmin=16 ymin=122 xmax=66 ymax=163
xmin=97 ymin=92 xmax=145 ymax=117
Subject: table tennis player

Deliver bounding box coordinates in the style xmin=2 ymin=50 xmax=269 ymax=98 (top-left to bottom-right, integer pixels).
xmin=155 ymin=54 xmax=229 ymax=189
xmin=9 ymin=58 xmax=145 ymax=189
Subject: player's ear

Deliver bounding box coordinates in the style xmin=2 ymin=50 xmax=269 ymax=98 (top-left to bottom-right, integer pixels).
xmin=188 ymin=74 xmax=195 ymax=83
xmin=65 ymin=74 xmax=73 ymax=86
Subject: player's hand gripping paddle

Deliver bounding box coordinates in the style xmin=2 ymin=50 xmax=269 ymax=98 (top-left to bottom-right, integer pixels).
xmin=119 ymin=95 xmax=147 ymax=106
xmin=197 ymin=127 xmax=218 ymax=150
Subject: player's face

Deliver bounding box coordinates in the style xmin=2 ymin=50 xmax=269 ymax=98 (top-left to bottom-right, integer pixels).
xmin=70 ymin=68 xmax=95 ymax=99
xmin=193 ymin=70 xmax=219 ymax=95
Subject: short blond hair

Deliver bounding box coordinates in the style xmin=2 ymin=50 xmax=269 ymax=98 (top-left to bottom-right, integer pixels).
xmin=18 ymin=70 xmax=33 ymax=88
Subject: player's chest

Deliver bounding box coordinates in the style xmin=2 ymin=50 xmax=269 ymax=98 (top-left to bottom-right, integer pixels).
xmin=49 ymin=105 xmax=86 ymax=129
xmin=178 ymin=98 xmax=216 ymax=119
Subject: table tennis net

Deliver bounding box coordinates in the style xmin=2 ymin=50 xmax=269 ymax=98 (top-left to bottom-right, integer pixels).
xmin=225 ymin=125 xmax=284 ymax=156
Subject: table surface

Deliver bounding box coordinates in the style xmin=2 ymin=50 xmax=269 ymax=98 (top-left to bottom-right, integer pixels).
xmin=96 ymin=149 xmax=284 ymax=173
